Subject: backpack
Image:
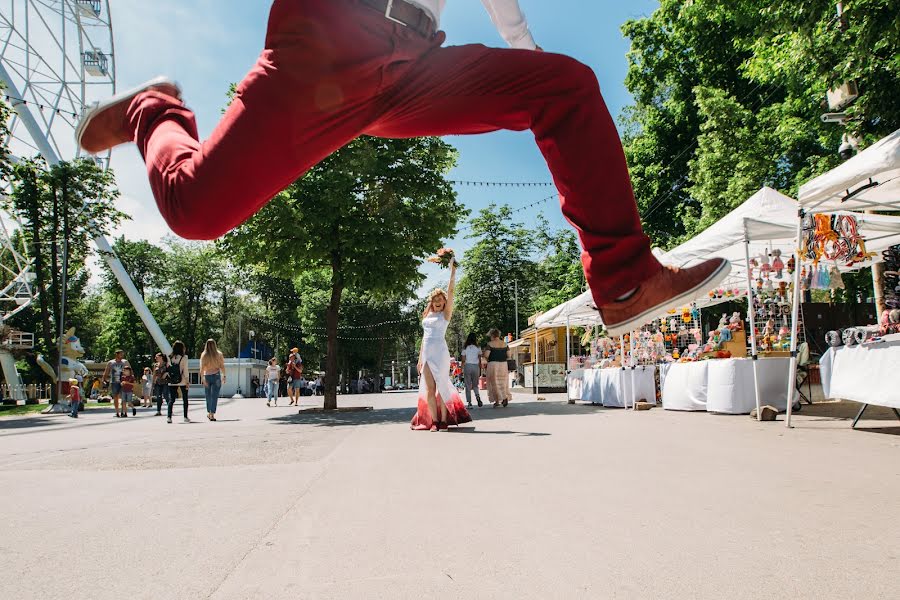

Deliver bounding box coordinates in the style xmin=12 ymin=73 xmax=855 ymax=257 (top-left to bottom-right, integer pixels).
xmin=167 ymin=356 xmax=183 ymax=384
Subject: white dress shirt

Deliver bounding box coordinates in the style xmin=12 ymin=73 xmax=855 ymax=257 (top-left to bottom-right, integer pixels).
xmin=407 ymin=0 xmax=537 ymax=50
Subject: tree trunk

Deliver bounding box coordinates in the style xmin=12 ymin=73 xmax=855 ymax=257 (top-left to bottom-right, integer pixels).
xmin=866 ymin=212 xmax=887 ymax=316
xmin=324 ymin=249 xmax=344 ymax=410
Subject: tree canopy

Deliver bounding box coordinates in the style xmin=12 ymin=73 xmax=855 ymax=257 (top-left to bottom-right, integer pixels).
xmin=219 ymin=135 xmax=463 ymax=408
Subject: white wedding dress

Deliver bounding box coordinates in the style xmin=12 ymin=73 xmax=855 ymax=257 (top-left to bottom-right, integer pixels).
xmin=411 ymin=311 xmax=472 ymax=429
xmin=421 ymin=311 xmax=455 ymax=403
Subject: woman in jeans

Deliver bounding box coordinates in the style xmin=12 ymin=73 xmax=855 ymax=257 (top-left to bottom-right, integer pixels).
xmin=483 ymin=329 xmax=512 ymax=408
xmin=265 ymin=357 xmax=281 ymax=407
xmin=168 ymin=340 xmax=191 ymax=424
xmin=462 ymin=333 xmax=483 ymax=408
xmin=199 ymin=339 xmax=226 ymax=422
xmin=152 ymin=353 xmax=170 ymax=416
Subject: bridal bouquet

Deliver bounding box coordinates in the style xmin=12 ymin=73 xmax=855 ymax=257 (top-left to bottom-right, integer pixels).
xmin=427 ymin=248 xmax=455 ymax=269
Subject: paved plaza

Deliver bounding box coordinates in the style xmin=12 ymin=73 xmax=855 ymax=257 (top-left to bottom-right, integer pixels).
xmin=1 ymin=392 xmax=898 ymax=599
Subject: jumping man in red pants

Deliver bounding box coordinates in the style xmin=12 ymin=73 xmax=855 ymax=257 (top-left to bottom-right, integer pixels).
xmin=76 ymin=0 xmax=730 ymax=336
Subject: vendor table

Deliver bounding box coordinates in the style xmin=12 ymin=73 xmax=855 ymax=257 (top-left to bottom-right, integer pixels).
xmin=662 ymin=358 xmax=794 ymax=414
xmin=661 ymin=361 xmax=709 ymax=411
xmin=580 ymin=367 xmax=657 ymax=408
xmin=819 ymin=336 xmax=900 ymax=428
xmin=705 ymin=357 xmax=792 ymax=414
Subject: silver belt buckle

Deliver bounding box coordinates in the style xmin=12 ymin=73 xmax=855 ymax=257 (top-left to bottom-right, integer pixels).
xmin=384 ymin=0 xmax=408 ymax=26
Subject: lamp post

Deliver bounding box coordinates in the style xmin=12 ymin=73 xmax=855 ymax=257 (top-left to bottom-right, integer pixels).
xmin=233 ymin=316 xmax=244 ymax=399
xmin=514 ymin=279 xmax=519 ymax=339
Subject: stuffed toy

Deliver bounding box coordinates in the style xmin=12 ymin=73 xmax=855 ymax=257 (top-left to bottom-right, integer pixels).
xmin=760 ymin=251 xmax=772 ymax=278
xmin=772 ymin=249 xmax=784 ymax=278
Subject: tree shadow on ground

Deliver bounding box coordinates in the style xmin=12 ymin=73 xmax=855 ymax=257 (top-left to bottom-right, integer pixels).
xmin=270 ymin=400 xmax=608 ymax=430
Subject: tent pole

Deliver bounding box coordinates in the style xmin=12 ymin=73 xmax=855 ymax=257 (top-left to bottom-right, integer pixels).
xmin=566 ymin=317 xmax=573 ymax=403
xmin=785 ymin=212 xmax=805 ymax=428
xmin=629 ymin=329 xmax=636 ymax=410
xmin=535 ymin=328 xmax=540 ymax=397
xmin=744 ymin=239 xmax=763 ymax=421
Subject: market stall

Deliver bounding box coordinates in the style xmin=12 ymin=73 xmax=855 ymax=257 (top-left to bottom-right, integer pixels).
xmin=657 ymin=187 xmax=804 ymax=416
xmin=792 ymin=127 xmax=900 ymax=427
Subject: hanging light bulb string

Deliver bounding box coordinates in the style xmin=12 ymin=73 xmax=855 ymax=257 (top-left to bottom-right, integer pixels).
xmin=2 ymin=94 xmax=81 ymax=119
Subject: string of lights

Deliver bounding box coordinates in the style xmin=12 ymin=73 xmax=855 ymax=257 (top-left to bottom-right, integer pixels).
xmin=3 ymin=94 xmax=81 ymax=119
xmin=458 ymin=193 xmax=557 ymax=234
xmin=249 ymin=314 xmax=419 ymax=333
xmin=450 ymin=180 xmax=554 ymax=188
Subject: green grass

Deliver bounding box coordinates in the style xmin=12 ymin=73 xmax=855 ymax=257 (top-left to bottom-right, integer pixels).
xmin=0 ymin=403 xmax=47 ymax=417
xmin=0 ymin=401 xmax=112 ymax=418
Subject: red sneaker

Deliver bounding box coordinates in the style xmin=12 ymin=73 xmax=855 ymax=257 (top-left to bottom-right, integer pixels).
xmin=599 ymin=258 xmax=731 ymax=337
xmin=76 ymin=76 xmax=181 ymax=154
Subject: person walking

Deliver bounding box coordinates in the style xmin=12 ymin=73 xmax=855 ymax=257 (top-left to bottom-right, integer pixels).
xmin=167 ymin=340 xmax=191 ymax=424
xmin=76 ymin=0 xmax=731 ymax=337
xmin=67 ymin=378 xmax=82 ymax=419
xmin=286 ymin=349 xmax=304 ymax=407
xmin=152 ymin=353 xmax=170 ymax=416
xmin=121 ymin=366 xmax=138 ymax=417
xmin=484 ymin=329 xmax=512 ymax=408
xmin=265 ymin=357 xmax=281 ymax=407
xmin=102 ymin=350 xmax=130 ymax=418
xmin=199 ymin=339 xmax=226 ymax=421
xmin=462 ymin=333 xmax=483 ymax=408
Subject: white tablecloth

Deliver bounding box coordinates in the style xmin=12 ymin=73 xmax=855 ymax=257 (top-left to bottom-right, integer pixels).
xmin=705 ymin=358 xmax=792 ymax=414
xmin=661 ymin=361 xmax=709 ymax=411
xmin=662 ymin=358 xmax=794 ymax=414
xmin=820 ymin=338 xmax=900 ymax=409
xmin=567 ymin=369 xmax=585 ymax=401
xmin=580 ymin=367 xmax=657 ymax=408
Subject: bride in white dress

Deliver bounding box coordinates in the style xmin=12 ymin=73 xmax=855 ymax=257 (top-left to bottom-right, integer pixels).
xmin=412 ymin=259 xmax=472 ymax=431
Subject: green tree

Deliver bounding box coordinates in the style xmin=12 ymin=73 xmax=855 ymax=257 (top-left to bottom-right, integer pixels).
xmin=621 ymin=0 xmax=897 ymax=302
xmin=456 ymin=205 xmax=537 ymax=339
xmin=2 ymin=159 xmax=123 ymax=398
xmin=220 ymin=135 xmax=462 ymax=409
xmin=530 ymin=222 xmax=585 ymax=314
xmin=94 ymin=237 xmax=167 ymax=364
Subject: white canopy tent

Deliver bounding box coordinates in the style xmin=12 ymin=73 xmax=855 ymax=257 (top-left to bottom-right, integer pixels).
xmin=784 ymin=128 xmax=900 ymax=427
xmin=798 ymin=127 xmax=900 ymax=213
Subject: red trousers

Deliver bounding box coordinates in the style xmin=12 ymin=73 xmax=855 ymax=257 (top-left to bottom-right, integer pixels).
xmin=130 ymin=0 xmax=660 ymax=305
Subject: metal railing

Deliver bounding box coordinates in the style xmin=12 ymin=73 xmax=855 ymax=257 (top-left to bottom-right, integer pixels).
xmin=0 ymin=383 xmax=52 ymax=404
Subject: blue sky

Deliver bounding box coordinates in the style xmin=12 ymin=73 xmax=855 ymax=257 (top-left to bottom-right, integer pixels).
xmin=109 ymin=0 xmax=660 ymax=290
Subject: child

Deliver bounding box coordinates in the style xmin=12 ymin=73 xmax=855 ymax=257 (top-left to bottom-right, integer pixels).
xmin=141 ymin=367 xmax=153 ymax=407
xmin=68 ymin=378 xmax=82 ymax=418
xmin=90 ymin=378 xmax=101 ymax=400
xmin=121 ymin=366 xmax=137 ymax=417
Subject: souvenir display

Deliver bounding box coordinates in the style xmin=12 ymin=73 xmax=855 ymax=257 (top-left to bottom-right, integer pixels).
xmin=800 ymin=213 xmax=875 ymax=267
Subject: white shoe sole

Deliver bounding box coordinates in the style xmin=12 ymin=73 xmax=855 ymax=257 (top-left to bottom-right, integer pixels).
xmin=75 ymin=75 xmax=181 ymax=153
xmin=604 ymin=259 xmax=733 ymax=338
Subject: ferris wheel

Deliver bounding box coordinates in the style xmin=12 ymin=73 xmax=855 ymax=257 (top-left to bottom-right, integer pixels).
xmin=0 ymin=0 xmax=116 ymax=324
xmin=0 ymin=0 xmax=116 ymax=164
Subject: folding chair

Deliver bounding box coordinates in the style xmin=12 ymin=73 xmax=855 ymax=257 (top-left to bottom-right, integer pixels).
xmin=795 ymin=342 xmax=816 ymax=405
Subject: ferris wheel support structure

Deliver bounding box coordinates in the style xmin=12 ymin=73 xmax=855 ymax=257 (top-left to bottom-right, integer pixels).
xmin=0 ymin=1 xmax=172 ymax=365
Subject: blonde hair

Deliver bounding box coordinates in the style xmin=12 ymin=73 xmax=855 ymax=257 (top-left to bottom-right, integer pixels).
xmin=423 ymin=288 xmax=448 ymax=318
xmin=200 ymin=339 xmax=225 ymax=373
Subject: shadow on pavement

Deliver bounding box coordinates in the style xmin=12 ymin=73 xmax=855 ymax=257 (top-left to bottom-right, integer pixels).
xmin=854 ymin=426 xmax=900 ymax=437
xmin=270 ymin=400 xmax=608 ymax=429
xmin=450 ymin=429 xmax=551 ymax=437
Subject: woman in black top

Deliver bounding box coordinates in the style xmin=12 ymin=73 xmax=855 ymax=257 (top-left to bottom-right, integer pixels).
xmin=483 ymin=328 xmax=512 ymax=408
